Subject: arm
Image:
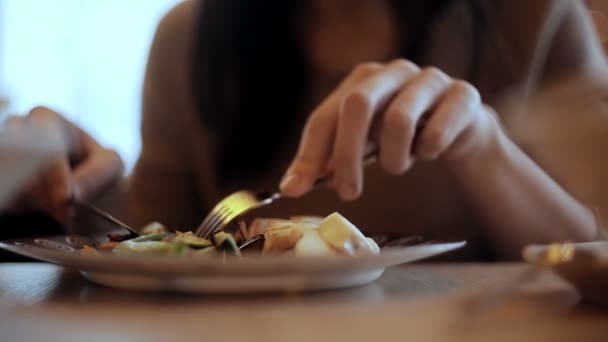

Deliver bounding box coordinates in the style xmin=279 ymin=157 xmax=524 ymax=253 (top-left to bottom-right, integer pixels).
xmin=447 ymin=111 xmax=600 ymax=260
xmin=468 ymin=0 xmax=608 ymax=258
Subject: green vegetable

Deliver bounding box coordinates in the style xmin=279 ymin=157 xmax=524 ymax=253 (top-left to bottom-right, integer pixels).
xmin=130 ymin=233 xmax=173 ymax=243
xmin=111 ymin=229 xmax=240 ymax=257
xmin=114 ymin=240 xmax=196 ymax=256
xmin=113 ymin=240 xmax=175 ymax=255
xmin=171 ymin=232 xmax=213 ymax=249
xmin=170 ymin=242 xmax=190 ymax=255
xmin=213 ymin=231 xmax=241 ymax=256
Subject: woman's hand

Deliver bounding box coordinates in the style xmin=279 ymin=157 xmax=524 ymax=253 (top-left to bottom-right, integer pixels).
xmin=5 ymin=107 xmax=123 ymax=223
xmin=280 ymin=59 xmax=501 ymax=201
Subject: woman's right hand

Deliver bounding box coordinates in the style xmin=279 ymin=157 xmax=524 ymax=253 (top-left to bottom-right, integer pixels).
xmin=5 ymin=107 xmax=123 ymax=223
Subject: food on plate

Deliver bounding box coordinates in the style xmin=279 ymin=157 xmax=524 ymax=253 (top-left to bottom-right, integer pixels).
xmin=80 ymin=212 xmax=379 ymax=258
xmin=294 ymin=230 xmax=334 ymax=256
xmin=80 ymin=245 xmax=101 ymax=256
xmin=262 ymin=213 xmax=379 ymax=256
xmin=319 ymin=212 xmax=380 ymax=255
xmin=140 ymin=222 xmax=169 ymax=235
xmin=111 ymin=228 xmax=240 ymax=257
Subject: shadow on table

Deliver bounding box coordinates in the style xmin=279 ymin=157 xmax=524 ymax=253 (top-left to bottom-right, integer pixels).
xmin=38 ymin=267 xmax=392 ymax=307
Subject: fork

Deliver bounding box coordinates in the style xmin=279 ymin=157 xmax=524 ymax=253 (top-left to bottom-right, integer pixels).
xmin=195 ymin=147 xmax=379 ymax=239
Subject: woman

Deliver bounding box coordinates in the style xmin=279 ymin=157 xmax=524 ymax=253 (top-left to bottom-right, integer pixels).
xmin=7 ymin=0 xmax=608 ymax=259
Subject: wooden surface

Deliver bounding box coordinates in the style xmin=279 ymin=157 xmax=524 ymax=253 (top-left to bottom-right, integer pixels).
xmin=0 ymin=263 xmax=607 ymax=342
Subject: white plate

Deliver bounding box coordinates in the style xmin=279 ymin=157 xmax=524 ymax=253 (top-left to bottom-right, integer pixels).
xmin=523 ymin=241 xmax=608 ymax=304
xmin=0 ymin=235 xmax=466 ymax=293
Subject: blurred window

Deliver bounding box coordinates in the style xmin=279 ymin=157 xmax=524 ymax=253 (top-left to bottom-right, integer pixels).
xmin=0 ymin=0 xmax=181 ymax=170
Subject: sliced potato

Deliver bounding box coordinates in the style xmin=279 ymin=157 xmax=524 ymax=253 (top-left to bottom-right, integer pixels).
xmin=294 ymin=230 xmax=335 ymax=257
xmin=140 ymin=222 xmax=168 ymax=235
xmin=292 ymin=222 xmax=320 ymax=231
xmin=353 ymin=236 xmax=380 ymax=255
xmin=318 ymin=212 xmax=360 ymax=253
xmin=249 ymin=218 xmax=289 ymax=236
xmin=318 ymin=212 xmax=379 ymax=256
xmin=262 ymin=224 xmax=302 ymax=254
xmin=289 ymin=216 xmax=324 ymax=225
xmin=364 ymin=237 xmax=380 ymax=255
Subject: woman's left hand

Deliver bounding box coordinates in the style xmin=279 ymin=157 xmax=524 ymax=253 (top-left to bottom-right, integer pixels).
xmin=280 ymin=59 xmax=502 ymax=201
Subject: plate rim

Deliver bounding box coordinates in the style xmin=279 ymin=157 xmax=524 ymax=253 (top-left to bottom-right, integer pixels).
xmin=0 ymin=236 xmax=466 ymax=275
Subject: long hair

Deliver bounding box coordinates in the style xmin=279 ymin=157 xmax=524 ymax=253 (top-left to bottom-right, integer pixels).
xmin=192 ymin=0 xmax=468 ymax=185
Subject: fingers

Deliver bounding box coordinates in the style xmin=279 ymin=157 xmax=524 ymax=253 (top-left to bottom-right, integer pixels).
xmin=42 ymin=158 xmax=75 ymax=223
xmin=73 ymin=148 xmax=123 ymax=200
xmin=379 ymin=67 xmax=451 ymax=174
xmin=280 ymin=104 xmax=338 ymax=197
xmin=332 ymin=60 xmax=420 ymax=200
xmin=12 ymin=152 xmax=74 ymax=223
xmin=3 ymin=106 xmax=120 ymax=223
xmin=25 ymin=108 xmax=76 ymax=222
xmin=281 ymin=62 xmax=383 ymax=197
xmin=283 ymin=58 xmax=489 ymax=202
xmin=28 ymin=106 xmax=121 ymax=202
xmin=415 ymin=80 xmax=481 ymax=161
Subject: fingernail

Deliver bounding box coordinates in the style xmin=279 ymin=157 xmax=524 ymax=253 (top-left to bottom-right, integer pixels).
xmin=280 ymin=173 xmax=306 ymax=196
xmin=337 ymin=180 xmax=358 ymax=201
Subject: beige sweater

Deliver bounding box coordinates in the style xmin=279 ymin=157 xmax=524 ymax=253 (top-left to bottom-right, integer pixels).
xmin=117 ymin=0 xmax=608 ymax=260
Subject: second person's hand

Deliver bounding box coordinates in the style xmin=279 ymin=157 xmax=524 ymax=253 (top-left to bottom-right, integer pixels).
xmin=6 ymin=107 xmax=123 ymax=223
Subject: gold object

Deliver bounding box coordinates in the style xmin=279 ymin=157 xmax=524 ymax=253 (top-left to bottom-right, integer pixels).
xmin=541 ymin=242 xmax=575 ymax=266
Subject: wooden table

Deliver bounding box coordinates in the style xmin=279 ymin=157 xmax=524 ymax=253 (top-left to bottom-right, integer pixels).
xmin=0 ymin=263 xmax=607 ymax=342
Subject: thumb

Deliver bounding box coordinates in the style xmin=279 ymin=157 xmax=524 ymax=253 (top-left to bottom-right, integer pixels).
xmin=73 ymin=148 xmax=123 ymax=200
xmin=42 ymin=157 xmax=76 ymax=223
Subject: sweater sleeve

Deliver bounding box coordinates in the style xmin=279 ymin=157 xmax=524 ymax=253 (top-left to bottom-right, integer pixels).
xmin=128 ymin=0 xmax=204 ymax=230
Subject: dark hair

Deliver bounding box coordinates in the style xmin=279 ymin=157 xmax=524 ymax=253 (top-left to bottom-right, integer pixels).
xmin=193 ymin=0 xmax=471 ymax=186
